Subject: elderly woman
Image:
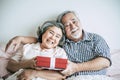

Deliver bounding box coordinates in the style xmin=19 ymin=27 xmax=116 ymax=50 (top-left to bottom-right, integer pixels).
xmin=7 ymin=21 xmax=67 ymax=80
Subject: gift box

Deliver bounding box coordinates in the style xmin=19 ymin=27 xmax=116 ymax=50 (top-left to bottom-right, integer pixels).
xmin=36 ymin=56 xmax=67 ymax=70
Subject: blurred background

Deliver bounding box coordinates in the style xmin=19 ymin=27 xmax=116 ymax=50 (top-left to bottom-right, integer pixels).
xmin=0 ymin=0 xmax=120 ymax=50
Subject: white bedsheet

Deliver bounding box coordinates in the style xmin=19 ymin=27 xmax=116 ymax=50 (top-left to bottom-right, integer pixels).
xmin=66 ymin=75 xmax=117 ymax=80
xmin=35 ymin=75 xmax=117 ymax=80
xmin=2 ymin=69 xmax=119 ymax=80
xmin=5 ymin=74 xmax=117 ymax=80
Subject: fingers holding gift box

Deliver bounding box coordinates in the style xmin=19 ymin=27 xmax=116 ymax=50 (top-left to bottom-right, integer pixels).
xmin=36 ymin=56 xmax=68 ymax=70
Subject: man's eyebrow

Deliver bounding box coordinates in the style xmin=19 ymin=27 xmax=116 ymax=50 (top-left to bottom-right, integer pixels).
xmin=71 ymin=18 xmax=76 ymax=21
xmin=64 ymin=18 xmax=76 ymax=24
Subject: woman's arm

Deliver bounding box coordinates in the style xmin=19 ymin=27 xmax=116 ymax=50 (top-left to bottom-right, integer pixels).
xmin=5 ymin=36 xmax=37 ymax=52
xmin=7 ymin=58 xmax=36 ymax=72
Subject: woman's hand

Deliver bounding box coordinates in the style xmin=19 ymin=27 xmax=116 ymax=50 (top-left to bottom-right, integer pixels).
xmin=24 ymin=58 xmax=37 ymax=69
xmin=5 ymin=36 xmax=37 ymax=53
xmin=61 ymin=61 xmax=78 ymax=76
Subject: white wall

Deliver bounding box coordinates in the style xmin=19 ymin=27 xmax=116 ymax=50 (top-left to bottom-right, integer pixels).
xmin=0 ymin=0 xmax=120 ymax=50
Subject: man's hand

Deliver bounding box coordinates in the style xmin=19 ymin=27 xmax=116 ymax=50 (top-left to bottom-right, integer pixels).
xmin=61 ymin=61 xmax=78 ymax=76
xmin=5 ymin=36 xmax=23 ymax=53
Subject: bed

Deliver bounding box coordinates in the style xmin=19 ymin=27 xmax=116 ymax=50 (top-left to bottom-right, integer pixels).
xmin=0 ymin=44 xmax=120 ymax=80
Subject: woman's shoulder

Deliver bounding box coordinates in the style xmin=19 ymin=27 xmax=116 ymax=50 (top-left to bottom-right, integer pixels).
xmin=23 ymin=42 xmax=40 ymax=49
xmin=55 ymin=46 xmax=67 ymax=59
xmin=56 ymin=46 xmax=64 ymax=51
xmin=55 ymin=46 xmax=66 ymax=55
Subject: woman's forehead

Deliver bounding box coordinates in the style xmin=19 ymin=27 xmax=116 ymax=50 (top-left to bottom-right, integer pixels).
xmin=47 ymin=26 xmax=62 ymax=34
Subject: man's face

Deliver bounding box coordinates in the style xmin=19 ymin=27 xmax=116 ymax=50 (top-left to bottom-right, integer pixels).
xmin=41 ymin=26 xmax=62 ymax=49
xmin=61 ymin=13 xmax=82 ymax=41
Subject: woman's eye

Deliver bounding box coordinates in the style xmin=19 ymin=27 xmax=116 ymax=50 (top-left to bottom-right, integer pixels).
xmin=49 ymin=31 xmax=54 ymax=34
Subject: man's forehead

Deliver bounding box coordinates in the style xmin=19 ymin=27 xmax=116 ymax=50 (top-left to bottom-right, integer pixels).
xmin=62 ymin=13 xmax=76 ymax=20
xmin=62 ymin=18 xmax=77 ymax=25
xmin=64 ymin=19 xmax=76 ymax=24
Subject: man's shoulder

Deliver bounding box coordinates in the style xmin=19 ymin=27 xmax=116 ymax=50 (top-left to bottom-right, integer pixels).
xmin=86 ymin=31 xmax=98 ymax=36
xmin=87 ymin=32 xmax=103 ymax=38
xmin=87 ymin=32 xmax=106 ymax=44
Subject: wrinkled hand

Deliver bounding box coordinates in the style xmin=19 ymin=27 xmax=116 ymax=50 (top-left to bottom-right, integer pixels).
xmin=25 ymin=58 xmax=37 ymax=69
xmin=35 ymin=67 xmax=45 ymax=70
xmin=26 ymin=57 xmax=44 ymax=70
xmin=61 ymin=61 xmax=78 ymax=76
xmin=5 ymin=36 xmax=23 ymax=53
xmin=17 ymin=69 xmax=37 ymax=80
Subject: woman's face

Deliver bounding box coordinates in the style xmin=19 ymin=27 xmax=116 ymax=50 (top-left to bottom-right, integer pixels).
xmin=41 ymin=26 xmax=62 ymax=49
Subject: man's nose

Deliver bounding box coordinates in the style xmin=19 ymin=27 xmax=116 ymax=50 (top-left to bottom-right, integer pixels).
xmin=70 ymin=23 xmax=76 ymax=29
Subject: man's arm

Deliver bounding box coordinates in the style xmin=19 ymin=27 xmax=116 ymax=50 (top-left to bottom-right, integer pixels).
xmin=19 ymin=36 xmax=37 ymax=44
xmin=76 ymin=57 xmax=110 ymax=71
xmin=5 ymin=36 xmax=37 ymax=52
xmin=62 ymin=57 xmax=110 ymax=76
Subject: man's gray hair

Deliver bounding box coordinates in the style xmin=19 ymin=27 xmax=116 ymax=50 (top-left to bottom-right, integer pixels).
xmin=37 ymin=20 xmax=65 ymax=47
xmin=57 ymin=10 xmax=79 ymax=24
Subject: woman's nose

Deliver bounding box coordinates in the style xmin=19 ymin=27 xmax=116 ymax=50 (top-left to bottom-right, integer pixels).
xmin=51 ymin=35 xmax=56 ymax=40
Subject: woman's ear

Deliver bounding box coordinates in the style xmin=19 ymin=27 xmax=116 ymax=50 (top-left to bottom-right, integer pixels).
xmin=37 ymin=26 xmax=43 ymax=42
xmin=37 ymin=26 xmax=41 ymax=37
xmin=59 ymin=36 xmax=65 ymax=47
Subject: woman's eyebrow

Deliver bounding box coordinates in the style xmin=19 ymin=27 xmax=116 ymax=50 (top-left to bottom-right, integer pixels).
xmin=57 ymin=34 xmax=62 ymax=37
xmin=49 ymin=30 xmax=54 ymax=33
xmin=49 ymin=29 xmax=62 ymax=37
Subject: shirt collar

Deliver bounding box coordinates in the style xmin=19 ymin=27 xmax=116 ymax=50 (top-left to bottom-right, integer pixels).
xmin=83 ymin=30 xmax=93 ymax=41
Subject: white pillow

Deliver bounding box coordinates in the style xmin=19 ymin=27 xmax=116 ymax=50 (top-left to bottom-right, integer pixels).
xmin=0 ymin=44 xmax=23 ymax=77
xmin=0 ymin=44 xmax=10 ymax=77
xmin=107 ymin=49 xmax=120 ymax=77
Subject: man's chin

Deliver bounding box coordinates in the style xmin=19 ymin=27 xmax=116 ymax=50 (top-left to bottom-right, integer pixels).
xmin=71 ymin=34 xmax=80 ymax=39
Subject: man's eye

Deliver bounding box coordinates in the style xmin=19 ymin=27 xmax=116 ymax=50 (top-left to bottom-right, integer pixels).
xmin=73 ymin=20 xmax=77 ymax=24
xmin=64 ymin=24 xmax=70 ymax=27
